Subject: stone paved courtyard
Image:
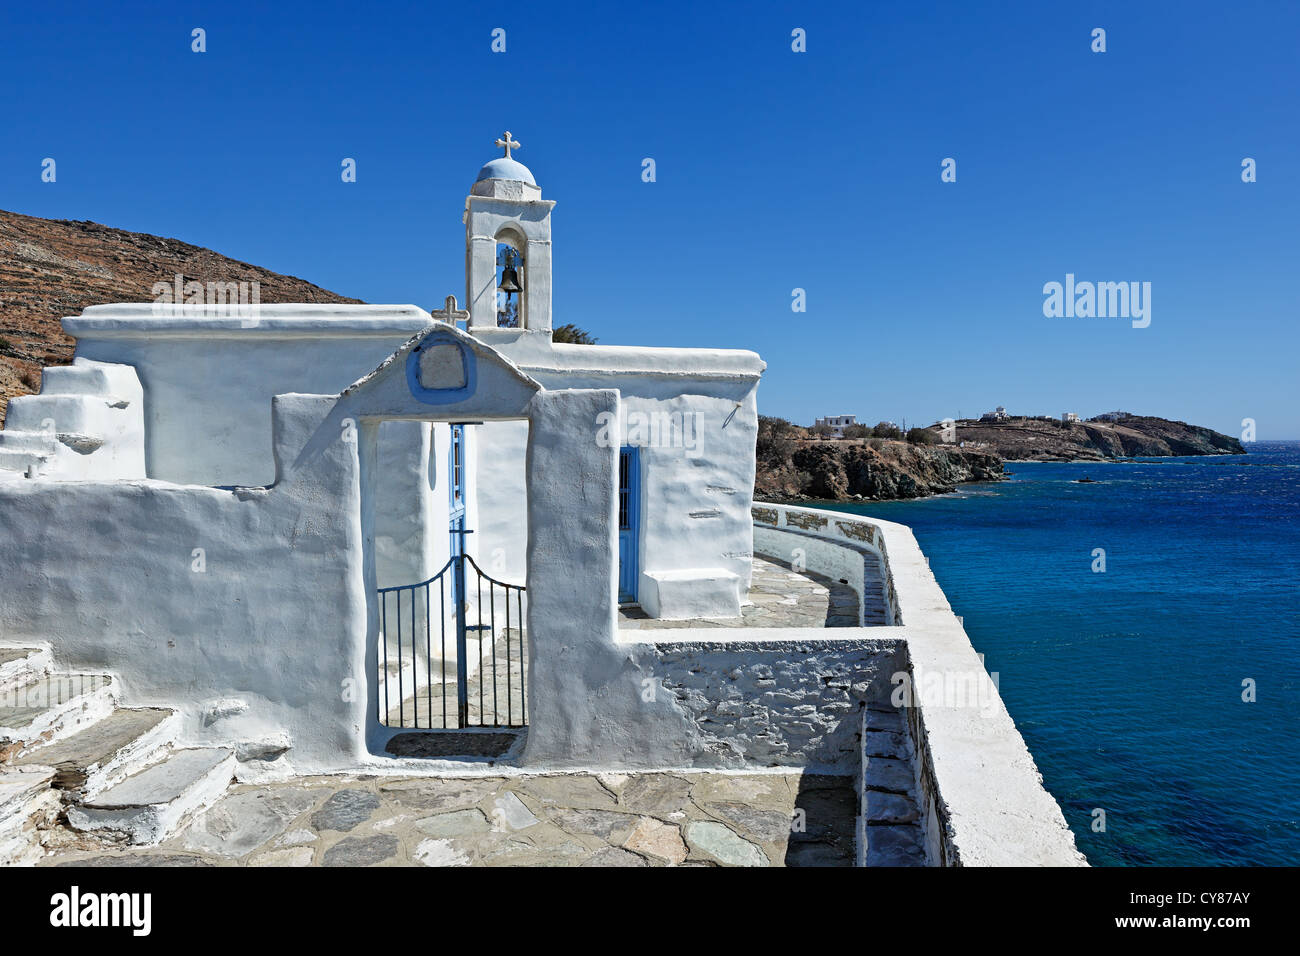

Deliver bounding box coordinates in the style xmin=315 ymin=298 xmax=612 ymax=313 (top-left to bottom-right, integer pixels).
xmin=37 ymin=770 xmax=860 ymax=867
xmin=619 ymin=554 xmax=875 ymax=630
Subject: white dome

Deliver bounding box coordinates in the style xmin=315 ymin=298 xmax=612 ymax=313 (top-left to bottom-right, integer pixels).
xmin=475 ymin=156 xmax=536 ymax=185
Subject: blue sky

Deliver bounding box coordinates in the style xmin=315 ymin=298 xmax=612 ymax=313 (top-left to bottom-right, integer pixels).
xmin=3 ymin=1 xmax=1297 ymax=437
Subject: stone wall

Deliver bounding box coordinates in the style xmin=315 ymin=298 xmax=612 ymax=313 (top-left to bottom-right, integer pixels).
xmin=651 ymin=638 xmax=904 ymax=772
xmin=749 ymin=503 xmax=1088 ymax=866
xmin=900 ymin=691 xmax=949 ymax=865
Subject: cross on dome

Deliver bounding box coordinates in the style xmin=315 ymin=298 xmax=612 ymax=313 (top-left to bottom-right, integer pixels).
xmin=494 ymin=131 xmax=520 ymax=159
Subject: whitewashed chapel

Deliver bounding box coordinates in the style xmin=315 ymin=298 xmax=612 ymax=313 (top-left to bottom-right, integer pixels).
xmin=0 ymin=136 xmax=1084 ymax=866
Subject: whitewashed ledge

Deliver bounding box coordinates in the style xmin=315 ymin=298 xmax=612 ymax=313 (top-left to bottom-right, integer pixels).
xmin=63 ymin=303 xmax=434 ymax=339
xmin=752 ymin=502 xmax=1087 ymax=867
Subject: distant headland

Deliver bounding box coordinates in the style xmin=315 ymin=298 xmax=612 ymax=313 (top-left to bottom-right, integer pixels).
xmin=941 ymin=411 xmax=1246 ymax=462
xmin=756 ymin=412 xmax=1245 ymax=503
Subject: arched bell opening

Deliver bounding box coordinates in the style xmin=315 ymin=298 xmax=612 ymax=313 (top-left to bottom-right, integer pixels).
xmin=494 ymin=227 xmax=526 ymax=328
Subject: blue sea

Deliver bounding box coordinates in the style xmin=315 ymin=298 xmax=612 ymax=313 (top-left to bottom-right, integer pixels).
xmin=823 ymin=441 xmax=1300 ymax=866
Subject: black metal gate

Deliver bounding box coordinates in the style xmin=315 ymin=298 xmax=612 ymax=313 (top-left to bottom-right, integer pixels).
xmin=377 ymin=553 xmax=526 ymax=730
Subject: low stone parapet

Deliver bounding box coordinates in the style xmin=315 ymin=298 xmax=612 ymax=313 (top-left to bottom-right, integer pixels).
xmin=752 ymin=502 xmax=900 ymax=625
xmin=747 ymin=502 xmax=1087 ymax=866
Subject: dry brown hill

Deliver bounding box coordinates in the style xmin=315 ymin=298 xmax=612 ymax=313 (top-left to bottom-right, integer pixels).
xmin=0 ymin=209 xmax=362 ymax=424
xmin=946 ymin=414 xmax=1245 ymax=460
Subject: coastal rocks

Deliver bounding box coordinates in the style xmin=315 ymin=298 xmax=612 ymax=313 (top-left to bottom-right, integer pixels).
xmin=754 ymin=413 xmax=1243 ymax=503
xmin=757 ymin=435 xmax=1006 ymax=503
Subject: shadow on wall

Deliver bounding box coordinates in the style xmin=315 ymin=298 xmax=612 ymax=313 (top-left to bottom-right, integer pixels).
xmin=785 ymin=774 xmax=857 ymax=867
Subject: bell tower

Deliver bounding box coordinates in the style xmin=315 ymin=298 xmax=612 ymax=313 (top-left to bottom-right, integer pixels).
xmin=464 ymin=131 xmax=556 ymax=341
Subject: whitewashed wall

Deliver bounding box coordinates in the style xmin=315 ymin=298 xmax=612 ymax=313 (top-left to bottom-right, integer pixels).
xmin=0 ymin=394 xmax=371 ymax=771
xmin=374 ymin=421 xmax=435 ymax=590
xmin=479 ymin=339 xmax=764 ymax=618
xmin=0 ymin=326 xmax=546 ymax=770
xmin=471 ymin=420 xmax=529 ymax=584
xmin=64 ymin=304 xmax=432 ymax=486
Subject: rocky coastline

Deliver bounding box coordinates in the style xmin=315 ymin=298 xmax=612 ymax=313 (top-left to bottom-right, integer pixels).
xmin=755 ymin=414 xmax=1245 ymax=503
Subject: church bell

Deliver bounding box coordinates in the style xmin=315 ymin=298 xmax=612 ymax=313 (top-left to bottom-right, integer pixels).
xmin=498 ymin=263 xmax=522 ymax=295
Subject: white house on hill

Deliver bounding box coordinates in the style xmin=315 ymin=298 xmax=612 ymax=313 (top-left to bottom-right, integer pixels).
xmin=814 ymin=415 xmax=858 ymax=436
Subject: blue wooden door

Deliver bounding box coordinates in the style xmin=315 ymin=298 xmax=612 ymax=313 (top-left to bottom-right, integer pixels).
xmin=449 ymin=424 xmax=467 ymax=560
xmin=618 ymin=446 xmax=639 ymax=603
xmin=449 ymin=424 xmax=469 ymax=724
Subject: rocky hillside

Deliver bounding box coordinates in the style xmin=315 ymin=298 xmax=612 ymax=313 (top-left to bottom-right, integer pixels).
xmin=756 ymin=418 xmax=1005 ymax=502
xmin=0 ymin=209 xmax=362 ymax=424
xmin=946 ymin=415 xmax=1245 ymax=460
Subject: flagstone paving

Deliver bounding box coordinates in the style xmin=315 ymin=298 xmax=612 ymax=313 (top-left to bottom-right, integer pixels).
xmin=38 ymin=770 xmax=866 ymax=867
xmin=618 ymin=554 xmax=876 ymax=630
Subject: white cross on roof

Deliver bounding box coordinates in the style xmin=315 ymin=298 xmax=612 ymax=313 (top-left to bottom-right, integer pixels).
xmin=494 ymin=130 xmax=520 ymax=158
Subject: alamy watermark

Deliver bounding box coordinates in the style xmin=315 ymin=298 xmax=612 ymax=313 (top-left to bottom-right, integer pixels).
xmin=1043 ymin=274 xmax=1150 ymax=328
xmin=152 ymin=274 xmax=261 ymax=326
xmin=595 ymin=410 xmax=703 ymax=456
xmin=50 ymin=886 xmax=151 ymax=936
xmin=890 ymin=657 xmax=1002 ymax=716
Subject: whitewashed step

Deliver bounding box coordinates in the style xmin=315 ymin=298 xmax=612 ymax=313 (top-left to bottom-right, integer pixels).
xmin=68 ymin=747 xmax=236 ymax=846
xmin=0 ymin=430 xmax=58 ymax=454
xmin=14 ymin=707 xmax=178 ymax=796
xmin=0 ymin=645 xmax=52 ymax=694
xmin=0 ymin=447 xmax=48 ymax=474
xmin=39 ymin=360 xmax=138 ymax=399
xmin=5 ymin=393 xmax=121 ymax=438
xmin=0 ymin=766 xmax=59 ymax=866
xmin=0 ymin=674 xmax=116 ymax=763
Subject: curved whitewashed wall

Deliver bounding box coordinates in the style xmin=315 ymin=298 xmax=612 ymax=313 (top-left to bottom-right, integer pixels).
xmin=752 ymin=504 xmax=901 ymax=625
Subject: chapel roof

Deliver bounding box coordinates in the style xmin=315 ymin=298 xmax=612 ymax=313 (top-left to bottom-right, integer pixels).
xmin=474 ymin=156 xmax=536 ymax=185
xmin=474 ymin=130 xmax=536 ymax=186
